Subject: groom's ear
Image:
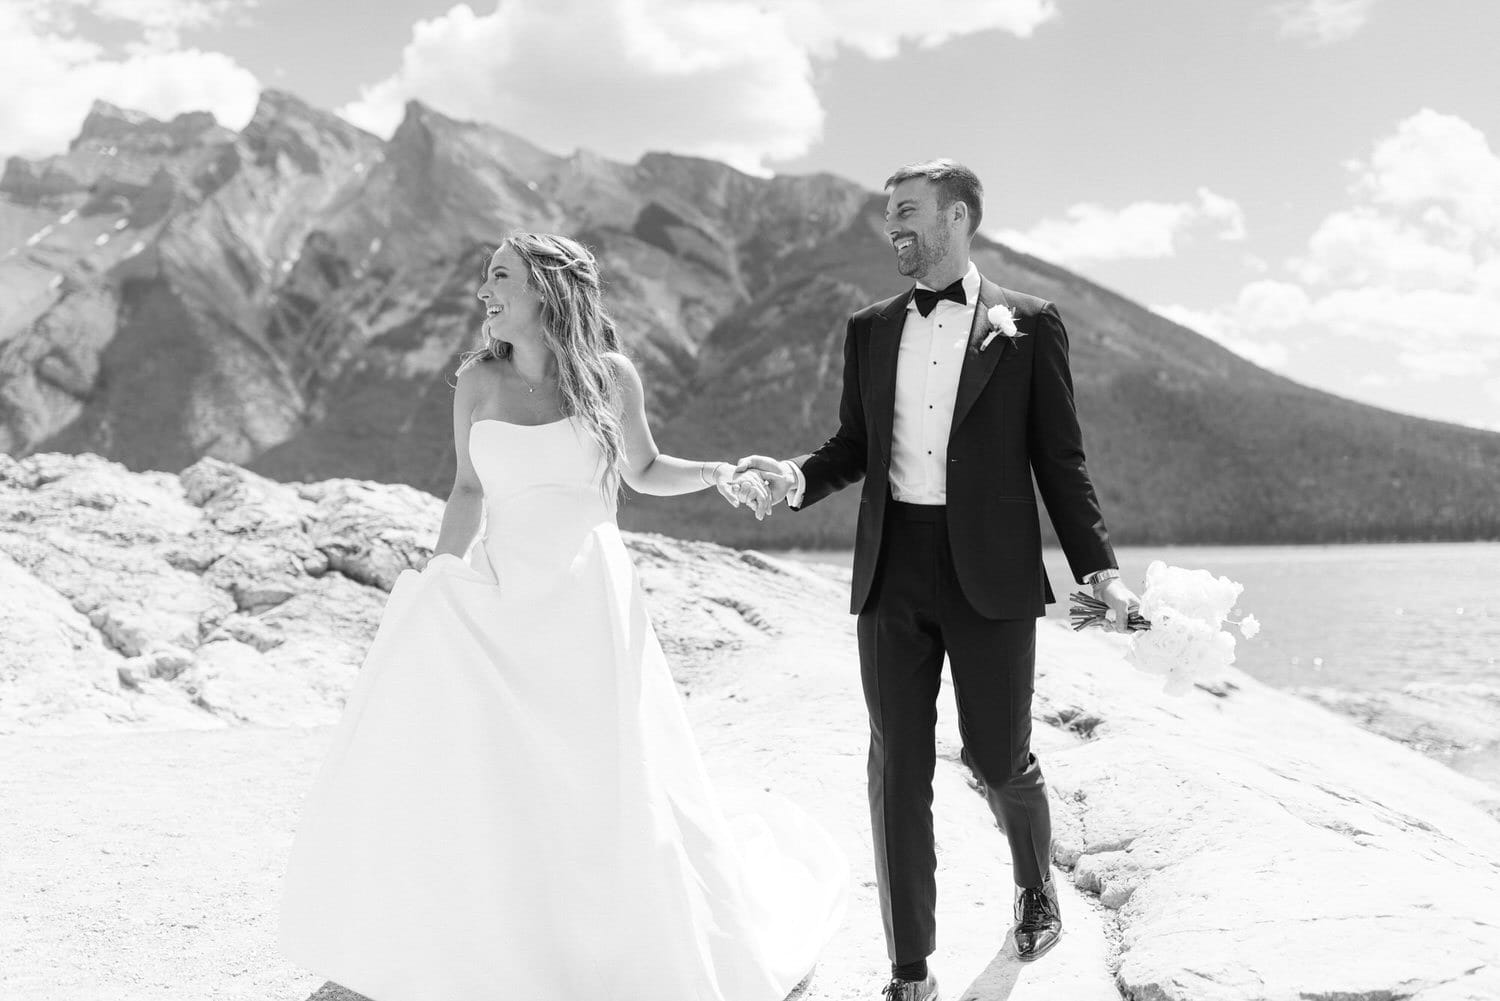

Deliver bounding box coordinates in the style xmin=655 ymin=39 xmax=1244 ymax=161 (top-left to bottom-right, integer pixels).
xmin=949 ymin=199 xmax=969 ymax=231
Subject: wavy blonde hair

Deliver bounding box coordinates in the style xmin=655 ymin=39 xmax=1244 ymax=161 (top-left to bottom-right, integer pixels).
xmin=455 ymin=233 xmax=625 ymax=496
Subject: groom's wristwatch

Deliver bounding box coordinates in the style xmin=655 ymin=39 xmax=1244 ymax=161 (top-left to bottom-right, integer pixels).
xmin=1085 ymin=568 xmax=1121 ymax=592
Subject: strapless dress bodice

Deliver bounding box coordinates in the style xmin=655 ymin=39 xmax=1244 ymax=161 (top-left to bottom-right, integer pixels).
xmin=467 ymin=416 xmax=616 ymax=587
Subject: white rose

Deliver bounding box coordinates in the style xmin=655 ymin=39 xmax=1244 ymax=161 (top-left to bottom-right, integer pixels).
xmin=986 ymin=304 xmax=1018 ymax=335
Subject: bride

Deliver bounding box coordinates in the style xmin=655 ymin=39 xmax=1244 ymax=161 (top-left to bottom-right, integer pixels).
xmin=277 ymin=232 xmax=849 ymax=1000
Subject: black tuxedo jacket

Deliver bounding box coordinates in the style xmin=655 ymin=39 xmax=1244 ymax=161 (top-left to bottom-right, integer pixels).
xmin=792 ymin=275 xmax=1116 ymax=618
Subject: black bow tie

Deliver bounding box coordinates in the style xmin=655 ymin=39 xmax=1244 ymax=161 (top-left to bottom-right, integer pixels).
xmin=912 ymin=279 xmax=966 ymax=317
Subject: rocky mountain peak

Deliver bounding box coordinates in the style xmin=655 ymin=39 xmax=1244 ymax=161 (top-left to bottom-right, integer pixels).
xmin=241 ymin=89 xmax=380 ymax=174
xmin=390 ymin=100 xmax=555 ymax=169
xmin=2 ymin=102 xmax=229 ymax=203
xmin=638 ymin=149 xmax=745 ymax=178
xmin=386 ymin=99 xmax=442 ymax=162
xmin=71 ymin=101 xmax=222 ymax=154
xmin=382 ymin=100 xmax=564 ymax=226
xmin=245 ymin=89 xmax=369 ymax=140
xmin=74 ymin=101 xmax=159 ymax=142
xmin=391 ymin=98 xmax=449 ymax=140
xmin=636 ymin=150 xmax=752 ymax=198
xmin=553 ymin=146 xmax=630 ymax=189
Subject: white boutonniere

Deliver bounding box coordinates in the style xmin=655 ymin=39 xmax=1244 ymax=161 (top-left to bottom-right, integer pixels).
xmin=979 ymin=304 xmax=1025 ymax=351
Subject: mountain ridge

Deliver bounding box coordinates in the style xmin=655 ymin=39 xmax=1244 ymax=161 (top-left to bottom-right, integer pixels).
xmin=2 ymin=90 xmax=1496 ymax=547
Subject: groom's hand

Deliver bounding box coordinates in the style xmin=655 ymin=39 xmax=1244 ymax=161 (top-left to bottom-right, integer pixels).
xmin=1097 ymin=579 xmax=1141 ymax=633
xmin=717 ymin=470 xmax=774 ymax=519
xmin=735 ymin=455 xmax=794 ymax=513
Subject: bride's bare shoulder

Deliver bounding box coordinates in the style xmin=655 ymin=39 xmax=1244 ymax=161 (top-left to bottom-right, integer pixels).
xmin=600 ymin=350 xmax=636 ymax=378
xmin=461 ymin=353 xmax=509 ymax=388
xmin=453 ymin=353 xmax=503 ymax=413
xmin=600 ymin=351 xmax=645 ymax=404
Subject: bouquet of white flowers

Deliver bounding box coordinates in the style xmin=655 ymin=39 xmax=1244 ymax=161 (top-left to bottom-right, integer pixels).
xmin=1069 ymin=561 xmax=1260 ymax=696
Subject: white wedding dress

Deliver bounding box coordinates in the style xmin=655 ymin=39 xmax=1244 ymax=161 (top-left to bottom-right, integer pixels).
xmin=278 ymin=416 xmax=848 ymax=1001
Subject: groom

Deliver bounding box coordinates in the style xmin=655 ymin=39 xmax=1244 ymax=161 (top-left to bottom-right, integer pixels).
xmin=738 ymin=160 xmax=1137 ymax=1000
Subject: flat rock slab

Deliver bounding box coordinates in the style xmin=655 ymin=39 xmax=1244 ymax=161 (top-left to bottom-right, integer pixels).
xmin=0 ymin=613 xmax=1124 ymax=1001
xmin=1033 ymin=628 xmax=1500 ymax=1001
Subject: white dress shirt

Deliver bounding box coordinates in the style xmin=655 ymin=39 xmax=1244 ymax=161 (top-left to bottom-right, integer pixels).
xmin=785 ymin=261 xmax=979 ymax=507
xmin=888 ymin=261 xmax=978 ymax=503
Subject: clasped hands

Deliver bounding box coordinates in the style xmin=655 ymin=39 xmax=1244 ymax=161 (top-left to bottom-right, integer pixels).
xmin=713 ymin=455 xmax=795 ymax=521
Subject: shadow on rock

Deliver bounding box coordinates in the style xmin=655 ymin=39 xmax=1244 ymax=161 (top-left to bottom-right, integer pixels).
xmin=306 ymin=982 xmax=370 ymax=1001
xmin=303 ymin=967 xmax=822 ymax=1001
xmin=955 ymin=945 xmax=1026 ymax=1001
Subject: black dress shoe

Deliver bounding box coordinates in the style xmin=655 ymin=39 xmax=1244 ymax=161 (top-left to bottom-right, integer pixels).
xmin=880 ymin=972 xmax=939 ymax=1001
xmin=1011 ymin=877 xmax=1062 ymax=961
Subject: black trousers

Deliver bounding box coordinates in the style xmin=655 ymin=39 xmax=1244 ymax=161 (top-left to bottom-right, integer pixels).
xmin=856 ymin=500 xmax=1052 ymax=965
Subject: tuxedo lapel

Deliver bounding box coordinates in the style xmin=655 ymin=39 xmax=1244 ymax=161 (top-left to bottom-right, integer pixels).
xmin=950 ymin=278 xmax=1009 ymax=434
xmin=868 ymin=289 xmax=911 ymax=461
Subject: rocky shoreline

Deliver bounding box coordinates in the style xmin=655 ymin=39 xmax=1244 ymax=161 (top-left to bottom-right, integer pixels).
xmin=4 ymin=452 xmax=1499 ymax=1000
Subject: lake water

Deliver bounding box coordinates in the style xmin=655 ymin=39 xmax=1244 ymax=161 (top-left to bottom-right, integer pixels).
xmin=769 ymin=543 xmax=1500 ymax=792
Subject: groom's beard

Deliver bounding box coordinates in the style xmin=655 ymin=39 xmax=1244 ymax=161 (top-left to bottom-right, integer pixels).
xmin=896 ymin=226 xmax=950 ymax=280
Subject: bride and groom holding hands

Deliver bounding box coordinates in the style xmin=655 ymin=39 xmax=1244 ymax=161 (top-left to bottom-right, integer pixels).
xmin=278 ymin=158 xmax=1140 ymax=1001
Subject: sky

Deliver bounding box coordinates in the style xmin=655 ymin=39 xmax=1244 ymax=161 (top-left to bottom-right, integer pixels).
xmin=2 ymin=0 xmax=1497 ymax=431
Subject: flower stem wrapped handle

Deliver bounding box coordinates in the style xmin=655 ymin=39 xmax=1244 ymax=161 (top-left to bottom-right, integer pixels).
xmin=1068 ymin=591 xmax=1151 ymax=632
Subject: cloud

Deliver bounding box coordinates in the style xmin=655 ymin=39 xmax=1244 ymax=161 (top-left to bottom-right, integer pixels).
xmin=0 ymin=1 xmax=260 ymax=158
xmin=1355 ymin=108 xmax=1500 ymax=234
xmin=339 ymin=0 xmax=1056 ymax=174
xmin=1396 ymin=348 xmax=1496 ymax=381
xmin=1272 ymin=0 xmax=1375 ymax=45
xmin=992 ymin=187 xmax=1246 ymax=264
xmin=33 ymin=0 xmax=256 ymax=50
xmin=777 ymin=0 xmax=1057 ymax=59
xmin=1293 ymin=208 xmax=1477 ymax=290
xmin=1164 ymin=110 xmax=1500 ymax=428
xmin=340 ymin=1 xmax=820 ymax=173
xmin=1305 ymin=286 xmax=1500 ymax=349
xmin=1289 ymin=112 xmax=1500 ymax=367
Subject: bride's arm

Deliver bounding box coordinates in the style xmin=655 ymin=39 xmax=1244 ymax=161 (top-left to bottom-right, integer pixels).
xmin=607 ymin=352 xmax=758 ymax=500
xmin=429 ymin=361 xmax=487 ymax=559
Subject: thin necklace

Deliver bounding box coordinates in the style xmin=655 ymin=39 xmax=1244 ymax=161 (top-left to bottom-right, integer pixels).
xmin=514 ymin=363 xmax=539 ymax=394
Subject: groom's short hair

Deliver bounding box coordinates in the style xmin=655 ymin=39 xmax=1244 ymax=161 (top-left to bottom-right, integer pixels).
xmin=885 ymin=159 xmax=983 ymax=235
